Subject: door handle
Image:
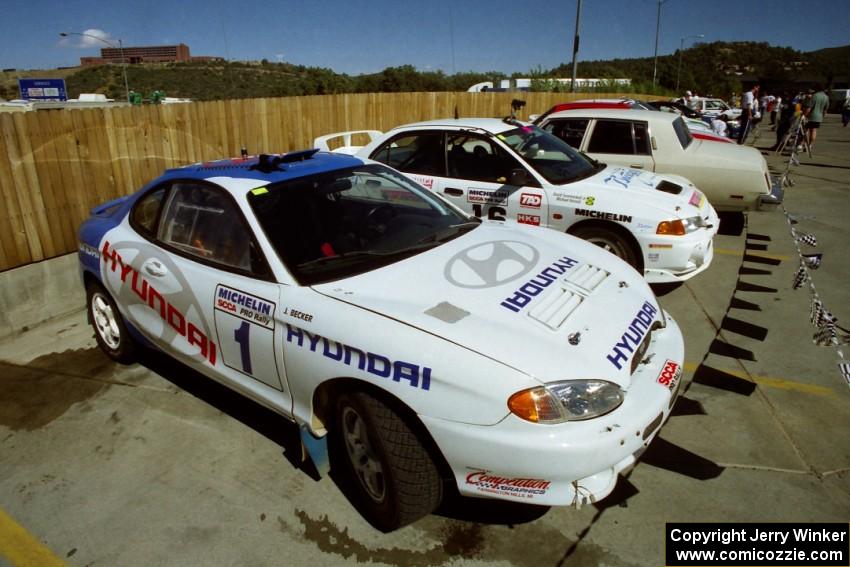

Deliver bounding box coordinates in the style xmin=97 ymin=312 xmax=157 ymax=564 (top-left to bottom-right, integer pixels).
xmin=629 ymin=164 xmax=644 ymax=169
xmin=143 ymin=259 xmax=168 ymax=277
xmin=443 ymin=187 xmax=463 ymax=197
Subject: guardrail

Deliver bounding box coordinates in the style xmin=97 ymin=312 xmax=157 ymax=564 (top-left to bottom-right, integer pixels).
xmin=0 ymin=91 xmax=661 ymax=271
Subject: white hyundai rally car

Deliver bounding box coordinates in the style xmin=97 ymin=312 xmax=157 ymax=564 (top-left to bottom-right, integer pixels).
xmin=315 ymin=118 xmax=719 ymax=283
xmin=78 ymin=149 xmax=684 ymax=531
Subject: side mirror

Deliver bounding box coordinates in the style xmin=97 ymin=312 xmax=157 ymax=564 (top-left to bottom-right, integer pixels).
xmin=509 ymin=169 xmax=530 ymax=186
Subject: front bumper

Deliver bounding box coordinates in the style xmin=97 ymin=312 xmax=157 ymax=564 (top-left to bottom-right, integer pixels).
xmin=420 ymin=312 xmax=684 ymax=507
xmin=637 ymin=205 xmax=720 ymax=284
xmin=758 ymin=176 xmax=784 ymax=209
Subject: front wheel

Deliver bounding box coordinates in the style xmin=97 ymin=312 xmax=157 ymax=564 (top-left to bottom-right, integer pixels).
xmin=332 ymin=391 xmax=442 ymax=532
xmin=571 ymin=225 xmax=641 ymax=272
xmin=87 ymin=281 xmax=137 ymax=364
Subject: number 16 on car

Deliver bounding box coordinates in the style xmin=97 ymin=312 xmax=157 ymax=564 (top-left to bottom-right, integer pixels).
xmin=214 ymin=285 xmax=278 ymax=378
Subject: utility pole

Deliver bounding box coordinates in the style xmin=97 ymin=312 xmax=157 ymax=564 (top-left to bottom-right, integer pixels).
xmin=570 ymin=0 xmax=582 ymax=92
xmin=652 ymin=0 xmax=670 ymax=88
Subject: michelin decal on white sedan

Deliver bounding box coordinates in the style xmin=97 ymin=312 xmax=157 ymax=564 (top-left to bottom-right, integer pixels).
xmin=79 ymin=148 xmax=685 ymax=532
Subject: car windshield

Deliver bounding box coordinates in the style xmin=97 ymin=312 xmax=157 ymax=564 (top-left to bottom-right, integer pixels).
xmin=672 ymin=117 xmax=694 ymax=149
xmin=497 ymin=125 xmax=599 ymax=184
xmin=248 ymin=163 xmax=477 ymax=285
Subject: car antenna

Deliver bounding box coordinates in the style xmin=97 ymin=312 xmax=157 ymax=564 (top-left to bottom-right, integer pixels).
xmin=503 ymin=99 xmax=526 ymax=125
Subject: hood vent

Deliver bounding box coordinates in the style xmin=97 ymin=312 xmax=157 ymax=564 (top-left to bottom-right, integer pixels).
xmin=528 ymin=264 xmax=610 ymax=330
xmin=655 ymin=180 xmax=683 ymax=195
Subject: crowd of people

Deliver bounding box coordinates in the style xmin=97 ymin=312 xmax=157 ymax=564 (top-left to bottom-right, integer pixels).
xmin=678 ymin=83 xmax=842 ymax=152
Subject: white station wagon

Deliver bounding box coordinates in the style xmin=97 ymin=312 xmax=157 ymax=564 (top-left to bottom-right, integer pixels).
xmin=316 ymin=119 xmax=720 ymax=283
xmin=79 ymin=150 xmax=684 ymax=531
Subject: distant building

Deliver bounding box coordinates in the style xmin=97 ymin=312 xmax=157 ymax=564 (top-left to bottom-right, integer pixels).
xmin=467 ymin=78 xmax=632 ymax=93
xmin=80 ymin=44 xmax=220 ymax=66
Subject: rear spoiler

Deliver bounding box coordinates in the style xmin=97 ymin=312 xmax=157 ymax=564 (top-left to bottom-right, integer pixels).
xmin=313 ymin=130 xmax=383 ymax=155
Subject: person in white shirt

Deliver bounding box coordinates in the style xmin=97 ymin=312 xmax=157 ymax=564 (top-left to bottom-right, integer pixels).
xmin=770 ymin=95 xmax=781 ymax=127
xmin=738 ymin=84 xmax=759 ymax=144
xmin=711 ymin=115 xmax=729 ymax=137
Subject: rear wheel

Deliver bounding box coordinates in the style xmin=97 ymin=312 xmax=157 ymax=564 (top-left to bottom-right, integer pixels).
xmin=571 ymin=225 xmax=641 ymax=272
xmin=86 ymin=281 xmax=137 ymax=364
xmin=332 ymin=390 xmax=442 ymax=532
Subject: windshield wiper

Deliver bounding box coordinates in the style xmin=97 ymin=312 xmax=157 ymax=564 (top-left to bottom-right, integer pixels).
xmin=297 ymin=250 xmax=390 ymax=270
xmin=416 ymin=220 xmax=480 ymax=244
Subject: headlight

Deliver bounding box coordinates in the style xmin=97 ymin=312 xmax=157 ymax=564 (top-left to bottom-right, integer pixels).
xmin=508 ymin=380 xmax=624 ymax=424
xmin=656 ymin=216 xmax=705 ymax=235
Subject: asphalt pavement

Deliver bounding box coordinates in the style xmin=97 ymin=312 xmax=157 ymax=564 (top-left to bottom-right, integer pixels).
xmin=0 ymin=115 xmax=848 ymax=567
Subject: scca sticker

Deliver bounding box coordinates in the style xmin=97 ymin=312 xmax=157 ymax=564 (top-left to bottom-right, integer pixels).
xmin=657 ymin=359 xmax=681 ymax=391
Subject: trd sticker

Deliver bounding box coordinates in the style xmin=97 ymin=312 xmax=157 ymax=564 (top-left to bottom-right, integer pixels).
xmin=517 ymin=213 xmax=541 ymax=226
xmin=215 ymin=285 xmax=275 ymax=329
xmin=657 ymin=359 xmax=681 ymax=391
xmin=520 ymin=193 xmax=542 ymax=208
xmin=467 ymin=188 xmax=509 ymax=205
xmin=465 ymin=469 xmax=551 ymax=499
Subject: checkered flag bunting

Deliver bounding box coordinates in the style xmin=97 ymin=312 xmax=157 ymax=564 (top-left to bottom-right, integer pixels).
xmin=839 ymin=363 xmax=850 ymax=387
xmin=810 ymin=297 xmax=837 ymax=328
xmin=814 ymin=324 xmax=838 ymax=347
xmin=792 ymin=262 xmax=808 ymax=289
xmin=796 ymin=232 xmax=817 ymax=246
xmin=802 ymin=253 xmax=823 ymax=269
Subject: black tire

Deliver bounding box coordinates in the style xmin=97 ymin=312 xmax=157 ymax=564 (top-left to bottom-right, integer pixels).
xmin=571 ymin=225 xmax=642 ymax=272
xmin=332 ymin=390 xmax=442 ymax=532
xmin=86 ymin=280 xmax=137 ymax=364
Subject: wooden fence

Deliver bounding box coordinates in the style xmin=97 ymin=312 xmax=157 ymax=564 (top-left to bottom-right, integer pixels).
xmin=0 ymin=91 xmax=654 ymax=271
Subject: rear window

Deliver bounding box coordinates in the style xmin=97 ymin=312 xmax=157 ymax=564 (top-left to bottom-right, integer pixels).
xmin=672 ymin=117 xmax=693 ymax=149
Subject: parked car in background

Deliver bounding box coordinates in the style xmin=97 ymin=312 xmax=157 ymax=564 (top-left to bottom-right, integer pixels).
xmin=532 ymin=99 xmax=733 ymax=144
xmin=78 ymin=149 xmax=685 ymax=531
xmin=316 ymin=118 xmax=719 ymax=283
xmin=535 ymin=108 xmax=782 ymax=211
xmin=688 ymin=97 xmax=742 ymax=120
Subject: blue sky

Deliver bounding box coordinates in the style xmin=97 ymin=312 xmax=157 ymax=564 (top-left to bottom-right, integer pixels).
xmin=1 ymin=0 xmax=846 ymax=75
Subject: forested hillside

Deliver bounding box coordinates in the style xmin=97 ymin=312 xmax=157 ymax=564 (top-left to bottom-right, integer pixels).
xmin=1 ymin=41 xmax=845 ymax=101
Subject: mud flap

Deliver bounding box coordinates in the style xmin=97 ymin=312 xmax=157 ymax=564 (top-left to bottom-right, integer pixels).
xmin=299 ymin=423 xmax=329 ymax=477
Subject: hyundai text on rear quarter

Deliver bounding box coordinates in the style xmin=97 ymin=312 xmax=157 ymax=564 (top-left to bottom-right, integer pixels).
xmin=79 ymin=149 xmax=685 ymax=531
xmin=315 ymin=118 xmax=719 ymax=283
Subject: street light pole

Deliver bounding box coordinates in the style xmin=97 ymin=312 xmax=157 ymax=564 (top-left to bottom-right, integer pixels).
xmin=652 ymin=0 xmax=670 ymax=88
xmin=676 ymin=34 xmax=704 ymax=93
xmin=60 ymin=31 xmax=130 ymax=103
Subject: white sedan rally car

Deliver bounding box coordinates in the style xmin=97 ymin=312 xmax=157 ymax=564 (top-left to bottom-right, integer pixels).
xmin=315 ymin=119 xmax=719 ymax=283
xmin=79 ymin=150 xmax=684 ymax=531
